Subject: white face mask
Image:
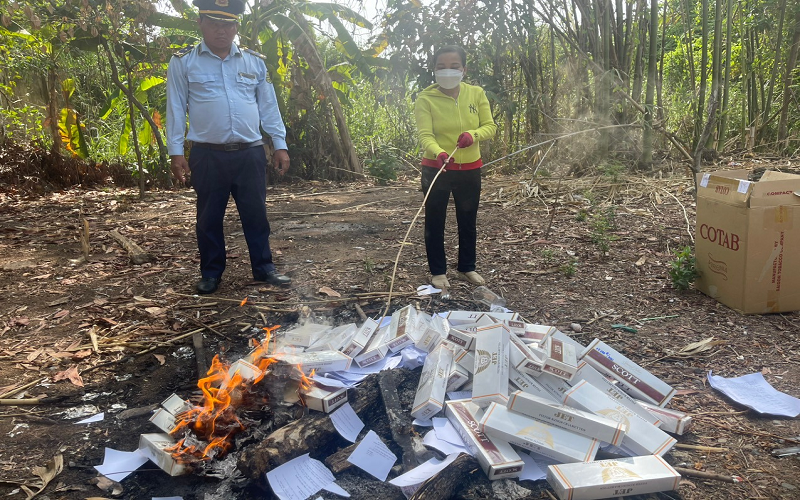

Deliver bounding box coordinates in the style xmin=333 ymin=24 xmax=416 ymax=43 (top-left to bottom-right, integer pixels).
xmin=435 ymin=69 xmax=463 ymax=89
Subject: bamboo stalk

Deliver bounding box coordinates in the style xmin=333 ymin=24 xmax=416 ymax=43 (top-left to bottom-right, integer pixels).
xmin=0 ymin=378 xmax=46 ymax=400
xmin=675 ymin=443 xmax=729 ymax=453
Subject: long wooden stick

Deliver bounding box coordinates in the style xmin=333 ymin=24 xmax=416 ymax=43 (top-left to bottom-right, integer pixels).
xmin=0 ymin=378 xmax=46 ymax=400
xmin=674 ymin=467 xmax=743 ymax=483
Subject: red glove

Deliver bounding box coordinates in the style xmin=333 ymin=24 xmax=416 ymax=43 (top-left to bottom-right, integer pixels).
xmin=457 ymin=132 xmax=474 ymax=148
xmin=436 ymin=152 xmax=453 ymax=168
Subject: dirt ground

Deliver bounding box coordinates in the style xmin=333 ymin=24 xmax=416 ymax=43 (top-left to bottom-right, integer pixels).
xmin=0 ymin=158 xmax=798 ymax=500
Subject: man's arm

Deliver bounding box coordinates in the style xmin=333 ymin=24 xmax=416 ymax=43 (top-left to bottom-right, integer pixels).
xmin=166 ymin=56 xmax=190 ymax=185
xmin=254 ymin=60 xmax=289 ymax=176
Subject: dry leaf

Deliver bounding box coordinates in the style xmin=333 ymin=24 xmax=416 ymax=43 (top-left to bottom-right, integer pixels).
xmin=53 ymin=365 xmax=84 ymax=387
xmin=153 ymin=354 xmax=166 ymax=365
xmin=318 ymin=286 xmax=341 ymax=297
xmin=635 ymin=255 xmax=646 ymax=266
xmin=673 ymin=337 xmax=724 ymax=358
xmin=27 ymin=348 xmax=44 ymax=362
xmin=144 ymin=307 xmax=167 ymax=316
xmin=53 ymin=309 xmax=70 ymax=319
xmin=21 ymin=454 xmax=63 ymax=500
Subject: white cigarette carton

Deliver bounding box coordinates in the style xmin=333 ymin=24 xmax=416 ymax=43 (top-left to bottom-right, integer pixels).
xmin=445 ymin=400 xmax=525 ymax=480
xmin=508 ymin=367 xmax=558 ymax=402
xmin=479 ymin=402 xmax=600 ymax=463
xmin=276 ymin=350 xmax=352 ymax=374
xmin=552 ymin=329 xmax=586 ymax=352
xmin=507 ymin=391 xmax=627 ymax=447
xmin=161 ymin=394 xmax=192 ymax=415
xmin=138 ymin=433 xmax=188 ymax=476
xmin=542 ymin=337 xmax=578 ymax=381
xmin=534 ymin=372 xmax=575 ymax=402
xmin=454 ymin=348 xmax=476 ymax=374
xmin=282 ymin=322 xmax=331 ymax=347
xmin=509 ymin=333 xmax=545 ymax=376
xmin=564 ymin=380 xmax=676 ymax=456
xmin=573 ymin=361 xmax=661 ymax=427
xmin=472 ymin=324 xmax=511 ymax=408
xmin=227 ymin=359 xmax=263 ymax=383
xmin=386 ymin=305 xmax=419 ymax=353
xmin=444 ymin=311 xmax=486 ymax=326
xmin=500 ymin=319 xmax=526 ymax=336
xmin=414 ymin=314 xmax=445 ymax=353
xmin=547 ymin=455 xmax=681 ymax=500
xmin=307 ymin=323 xmax=357 ymax=352
xmin=341 ymin=318 xmax=380 ymax=358
xmin=149 ymin=408 xmax=179 ymax=434
xmin=354 ymin=326 xmax=390 ymax=367
xmin=521 ymin=324 xmax=557 ymax=345
xmin=485 ymin=312 xmax=523 ymax=322
xmin=446 ymin=363 xmax=470 ymax=392
xmin=636 ymin=401 xmax=693 ymax=435
xmin=301 ymin=384 xmax=348 ymax=413
xmin=580 ymin=339 xmax=676 ymax=407
xmin=411 ymin=344 xmax=454 ymax=419
xmin=445 ymin=325 xmax=477 ymax=350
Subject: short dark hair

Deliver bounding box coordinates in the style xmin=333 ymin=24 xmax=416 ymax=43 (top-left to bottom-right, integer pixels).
xmin=433 ymin=45 xmax=467 ymax=67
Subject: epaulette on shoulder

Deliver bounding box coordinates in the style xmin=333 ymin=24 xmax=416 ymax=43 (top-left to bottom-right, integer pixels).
xmin=173 ymin=44 xmax=195 ymax=58
xmin=241 ymin=47 xmax=267 ymax=60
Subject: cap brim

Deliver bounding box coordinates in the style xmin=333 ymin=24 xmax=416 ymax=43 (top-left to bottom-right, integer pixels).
xmin=199 ymin=11 xmax=240 ymax=22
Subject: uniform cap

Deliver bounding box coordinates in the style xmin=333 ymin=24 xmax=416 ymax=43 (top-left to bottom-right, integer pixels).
xmin=193 ymin=0 xmax=245 ymax=22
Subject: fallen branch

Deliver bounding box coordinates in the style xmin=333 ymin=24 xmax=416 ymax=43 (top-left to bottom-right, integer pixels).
xmin=108 ymin=229 xmax=152 ymax=265
xmin=409 ymin=453 xmax=481 ymax=500
xmin=674 ymin=467 xmax=742 ymax=483
xmin=674 ymin=443 xmax=729 ymax=453
xmin=0 ymin=378 xmax=47 ymax=400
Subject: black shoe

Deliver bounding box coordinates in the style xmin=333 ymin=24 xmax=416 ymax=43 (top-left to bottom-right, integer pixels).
xmin=254 ymin=271 xmax=292 ymax=287
xmin=196 ymin=277 xmax=221 ymax=294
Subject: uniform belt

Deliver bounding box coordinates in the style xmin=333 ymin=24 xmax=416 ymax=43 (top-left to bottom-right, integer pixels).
xmin=193 ymin=140 xmax=264 ymax=151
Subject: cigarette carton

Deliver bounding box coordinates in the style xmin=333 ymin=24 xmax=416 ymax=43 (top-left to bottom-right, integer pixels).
xmin=507 ymin=391 xmax=627 ymax=447
xmin=552 ymin=329 xmax=586 ymax=352
xmin=446 ymin=363 xmax=470 ymax=392
xmin=227 ymin=359 xmax=263 ymax=383
xmin=636 ymin=401 xmax=693 ymax=435
xmin=414 ymin=314 xmax=445 ymax=353
xmin=509 ymin=333 xmax=546 ymax=376
xmin=276 ymin=350 xmax=352 ymax=374
xmin=472 ymin=324 xmax=511 ymax=408
xmin=534 ymin=372 xmax=575 ymax=402
xmin=138 ymin=433 xmax=188 ymax=476
xmin=341 ymin=318 xmax=380 ymax=358
xmin=282 ymin=322 xmax=331 ymax=347
xmin=542 ymin=337 xmax=578 ymax=381
xmin=508 ymin=367 xmax=558 ymax=402
xmin=161 ymin=394 xmax=192 ymax=415
xmin=307 ymin=323 xmax=357 ymax=352
xmin=300 ymin=384 xmax=348 ymax=413
xmin=564 ymin=380 xmax=676 ymax=456
xmin=454 ymin=348 xmax=476 ymax=374
xmin=444 ymin=311 xmax=487 ymax=326
xmin=386 ymin=305 xmax=419 ymax=353
xmin=500 ymin=319 xmax=526 ymax=336
xmin=149 ymin=408 xmax=178 ymax=434
xmin=573 ymin=361 xmax=661 ymax=427
xmin=485 ymin=312 xmax=523 ymax=322
xmin=521 ymin=324 xmax=557 ymax=345
xmin=479 ymin=402 xmax=600 ymax=463
xmin=580 ymin=339 xmax=676 ymax=407
xmin=547 ymin=455 xmax=681 ymax=500
xmin=354 ymin=326 xmax=390 ymax=367
xmin=411 ymin=344 xmax=454 ymax=419
xmin=445 ymin=400 xmax=525 ymax=480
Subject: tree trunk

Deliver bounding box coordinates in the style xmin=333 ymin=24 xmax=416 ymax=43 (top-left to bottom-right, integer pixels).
xmin=696 ymin=0 xmax=709 ymax=148
xmin=708 ymin=0 xmax=724 ymax=149
xmin=718 ymin=0 xmax=734 ymax=146
xmin=640 ymin=0 xmax=659 ymax=169
xmin=124 ymin=55 xmax=146 ymax=200
xmin=778 ymin=11 xmax=800 ymax=147
xmin=47 ymin=64 xmax=62 ymax=157
xmin=759 ymin=0 xmax=786 ymax=142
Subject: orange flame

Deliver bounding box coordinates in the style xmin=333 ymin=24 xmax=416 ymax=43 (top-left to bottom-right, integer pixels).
xmin=240 ymin=297 xmax=248 ymax=306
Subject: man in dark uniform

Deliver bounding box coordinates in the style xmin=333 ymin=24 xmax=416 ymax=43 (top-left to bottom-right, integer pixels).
xmin=166 ymin=0 xmax=291 ymax=294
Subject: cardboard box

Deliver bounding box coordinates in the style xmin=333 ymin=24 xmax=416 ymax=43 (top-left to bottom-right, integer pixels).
xmin=580 ymin=339 xmax=675 ymax=407
xmin=636 ymin=401 xmax=693 ymax=435
xmin=341 ymin=318 xmax=380 ymax=358
xmin=300 ymin=384 xmax=348 ymax=413
xmin=386 ymin=305 xmax=419 ymax=353
xmin=547 ymin=455 xmax=681 ymax=500
xmin=472 ymin=324 xmax=511 ymax=408
xmin=479 ymin=402 xmax=600 ymax=463
xmin=573 ymin=361 xmax=661 ymax=427
xmin=445 ymin=400 xmax=524 ymax=480
xmin=161 ymin=394 xmax=192 ymax=415
xmin=507 ymin=391 xmax=627 ymax=446
xmin=149 ymin=408 xmax=179 ymax=434
xmin=411 ymin=344 xmax=454 ymax=419
xmin=695 ymin=169 xmax=800 ymax=313
xmin=138 ymin=433 xmax=188 ymax=476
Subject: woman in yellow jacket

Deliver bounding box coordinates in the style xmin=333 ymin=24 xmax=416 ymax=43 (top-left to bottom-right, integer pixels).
xmin=415 ymin=45 xmax=497 ymax=290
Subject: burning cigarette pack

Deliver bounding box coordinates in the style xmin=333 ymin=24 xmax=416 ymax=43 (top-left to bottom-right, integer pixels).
xmin=307 ymin=323 xmax=357 ymax=352
xmin=138 ymin=433 xmax=188 ymax=476
xmin=227 ymin=359 xmax=263 ymax=384
xmin=564 ymin=380 xmax=676 ymax=456
xmin=454 ymin=348 xmax=476 ymax=374
xmin=472 ymin=324 xmax=511 ymax=408
xmin=411 ymin=344 xmax=454 ymax=419
xmin=507 ymin=391 xmax=627 ymax=447
xmin=446 ymin=363 xmax=470 ymax=392
xmin=386 ymin=305 xmax=419 ymax=353
xmin=573 ymin=361 xmax=661 ymax=426
xmin=301 ymin=384 xmax=348 ymax=413
xmin=479 ymin=402 xmax=600 ymax=463
xmin=161 ymin=394 xmax=192 ymax=415
xmin=278 ymin=350 xmax=352 ymax=374
xmin=509 ymin=333 xmax=545 ymax=376
xmin=149 ymin=408 xmax=178 ymax=434
xmin=580 ymin=339 xmax=676 ymax=407
xmin=521 ymin=324 xmax=557 ymax=345
xmin=445 ymin=400 xmax=524 ymax=480
xmin=282 ymin=322 xmax=331 ymax=348
xmin=354 ymin=326 xmax=390 ymax=367
xmin=341 ymin=318 xmax=380 ymax=358
xmin=542 ymin=337 xmax=578 ymax=381
xmin=636 ymin=401 xmax=693 ymax=435
xmin=547 ymin=455 xmax=681 ymax=500
xmin=508 ymin=367 xmax=558 ymax=402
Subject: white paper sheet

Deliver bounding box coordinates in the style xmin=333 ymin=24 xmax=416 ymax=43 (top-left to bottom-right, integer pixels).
xmin=311 ymin=375 xmax=355 ymax=389
xmin=323 ymin=482 xmax=350 ymax=497
xmin=94 ymin=447 xmax=149 ymax=482
xmin=76 ymin=412 xmax=105 ymax=424
xmin=422 ymin=430 xmax=471 ymax=456
xmin=708 ymin=371 xmax=800 ymax=417
xmin=518 ymin=452 xmax=547 ymax=481
xmin=398 ymin=346 xmax=427 ymax=370
xmin=412 ymin=418 xmax=433 ymax=427
xmin=330 ymin=403 xmax=364 ymax=443
xmin=417 ymin=285 xmax=442 ymax=296
xmin=266 ymin=453 xmax=336 ymax=500
xmin=432 ymin=418 xmax=467 ymax=447
xmin=389 ymin=453 xmax=460 ymax=497
xmin=446 ymin=391 xmax=472 ymax=401
xmin=347 ymin=430 xmax=397 ymax=481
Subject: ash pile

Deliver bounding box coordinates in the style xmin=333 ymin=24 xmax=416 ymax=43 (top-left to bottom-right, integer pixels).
xmin=130 ymin=305 xmax=692 ymax=500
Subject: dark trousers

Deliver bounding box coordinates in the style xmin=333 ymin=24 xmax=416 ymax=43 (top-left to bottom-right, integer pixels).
xmin=189 ymin=145 xmax=275 ymax=279
xmin=421 ymin=167 xmax=481 ymax=275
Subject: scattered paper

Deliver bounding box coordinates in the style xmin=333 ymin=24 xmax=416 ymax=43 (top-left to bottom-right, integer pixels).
xmin=389 ymin=453 xmax=460 ymax=497
xmin=422 ymin=430 xmax=470 ymax=456
xmin=94 ymin=448 xmax=148 ymax=482
xmin=432 ymin=418 xmax=466 ymax=447
xmin=323 ymin=482 xmax=350 ymax=497
xmin=518 ymin=452 xmax=547 ymax=481
xmin=447 ymin=391 xmax=472 ymax=401
xmin=347 ymin=430 xmax=397 ymax=481
xmin=412 ymin=418 xmax=433 ymax=427
xmin=708 ymin=371 xmax=800 ymax=417
xmin=398 ymin=346 xmax=427 ymax=370
xmin=266 ymin=453 xmax=336 ymax=500
xmin=330 ymin=403 xmax=364 ymax=443
xmin=75 ymin=412 xmax=104 ymax=424
xmin=311 ymin=375 xmax=354 ymax=389
xmin=417 ymin=284 xmax=442 ymax=296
